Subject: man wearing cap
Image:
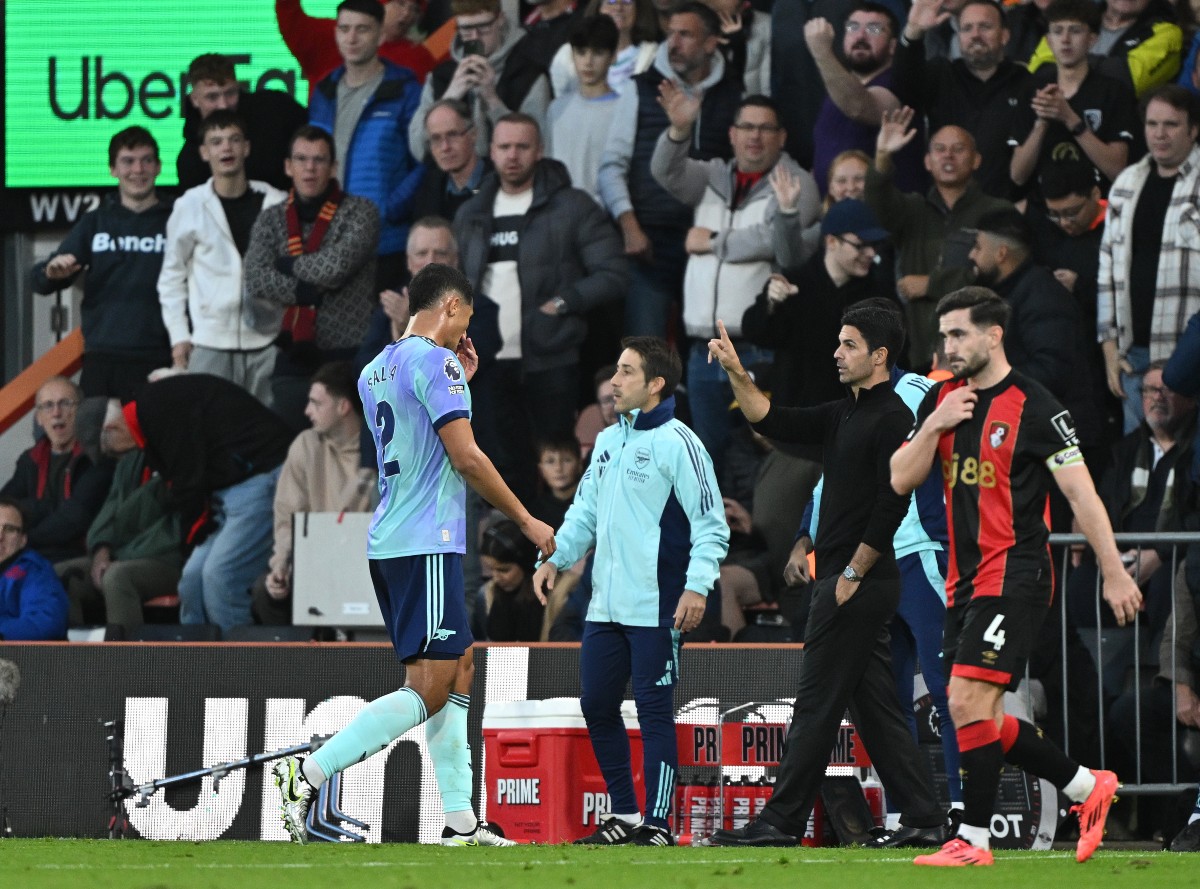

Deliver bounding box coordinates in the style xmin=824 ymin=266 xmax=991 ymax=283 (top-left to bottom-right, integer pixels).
xmin=743 ymin=199 xmax=892 ymax=413
xmin=651 ymin=89 xmax=819 ymax=469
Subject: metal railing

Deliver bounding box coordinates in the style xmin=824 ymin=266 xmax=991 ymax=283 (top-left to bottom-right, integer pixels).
xmin=1048 ymin=531 xmax=1200 ymax=795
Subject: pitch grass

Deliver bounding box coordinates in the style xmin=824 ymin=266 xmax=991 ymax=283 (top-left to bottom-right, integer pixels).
xmin=0 ymin=840 xmax=1190 ymax=889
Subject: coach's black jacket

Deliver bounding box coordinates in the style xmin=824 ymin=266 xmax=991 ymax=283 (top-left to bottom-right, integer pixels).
xmin=751 ymin=380 xmax=911 ymax=580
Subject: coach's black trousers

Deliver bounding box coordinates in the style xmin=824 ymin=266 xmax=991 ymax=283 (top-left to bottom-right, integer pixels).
xmin=760 ymin=573 xmax=945 ymax=836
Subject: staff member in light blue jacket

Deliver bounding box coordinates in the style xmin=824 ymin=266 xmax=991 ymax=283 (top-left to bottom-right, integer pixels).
xmin=534 ymin=336 xmax=729 ymax=847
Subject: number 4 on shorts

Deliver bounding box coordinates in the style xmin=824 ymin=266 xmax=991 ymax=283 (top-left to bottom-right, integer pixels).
xmin=983 ymin=614 xmax=1006 ymax=650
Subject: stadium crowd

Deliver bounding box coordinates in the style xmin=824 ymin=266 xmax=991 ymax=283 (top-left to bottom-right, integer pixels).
xmin=2 ymin=0 xmax=1200 ymax=849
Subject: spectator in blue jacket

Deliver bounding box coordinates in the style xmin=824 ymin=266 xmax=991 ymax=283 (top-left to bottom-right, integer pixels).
xmin=0 ymin=499 xmax=69 ymax=642
xmin=309 ymin=0 xmax=425 ymax=292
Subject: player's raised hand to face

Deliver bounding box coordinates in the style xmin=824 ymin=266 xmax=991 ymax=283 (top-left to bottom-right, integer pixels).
xmin=532 ymin=561 xmax=558 ymax=606
xmin=522 ymin=516 xmax=557 ymax=559
xmin=674 ymin=590 xmax=707 ymax=632
xmin=456 ymin=335 xmax=478 ymax=382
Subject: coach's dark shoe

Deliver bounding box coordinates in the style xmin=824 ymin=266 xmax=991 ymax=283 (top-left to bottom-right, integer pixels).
xmin=1169 ymin=819 xmax=1200 ymax=852
xmin=867 ymin=823 xmax=947 ymax=848
xmin=706 ymin=818 xmax=798 ymax=847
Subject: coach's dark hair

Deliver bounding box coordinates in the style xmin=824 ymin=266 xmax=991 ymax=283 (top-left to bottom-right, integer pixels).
xmin=841 ymin=302 xmax=905 ymax=370
xmin=311 ymin=361 xmax=362 ymax=416
xmin=671 ymin=1 xmax=722 ymax=37
xmin=1141 ymin=83 xmax=1200 ymax=129
xmin=936 ymin=286 xmax=1012 ymax=332
xmin=337 ymin=0 xmax=385 ymax=23
xmin=289 ymin=125 xmax=337 ymax=162
xmin=409 ymin=263 xmax=474 ymax=313
xmin=1045 ymin=0 xmax=1101 ymax=32
xmin=108 ymin=126 xmax=159 ymax=166
xmin=0 ymin=497 xmax=28 ymax=534
xmin=848 ymin=297 xmax=907 ymax=359
xmin=197 ymin=110 xmax=248 ymax=142
xmin=620 ymin=336 xmax=682 ymax=398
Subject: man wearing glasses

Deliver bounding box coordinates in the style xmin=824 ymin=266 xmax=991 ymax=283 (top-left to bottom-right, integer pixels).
xmin=805 ymin=4 xmax=928 ymax=195
xmin=412 ymin=99 xmax=494 ymax=221
xmin=0 ymin=499 xmax=69 ymax=641
xmin=408 ymin=0 xmax=552 ymax=159
xmin=1 ymin=378 xmax=112 ymax=565
xmin=651 ymin=89 xmax=819 ymax=468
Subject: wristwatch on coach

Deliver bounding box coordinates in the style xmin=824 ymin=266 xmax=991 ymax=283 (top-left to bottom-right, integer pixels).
xmin=1069 ymin=119 xmax=1087 ymax=137
xmin=842 ymin=565 xmax=863 ymax=583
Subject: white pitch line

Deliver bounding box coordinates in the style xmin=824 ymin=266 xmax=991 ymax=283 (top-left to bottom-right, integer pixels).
xmin=22 ymin=851 xmax=1162 ymax=871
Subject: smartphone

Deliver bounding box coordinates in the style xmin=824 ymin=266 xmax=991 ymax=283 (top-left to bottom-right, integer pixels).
xmin=462 ymin=39 xmax=484 ymax=57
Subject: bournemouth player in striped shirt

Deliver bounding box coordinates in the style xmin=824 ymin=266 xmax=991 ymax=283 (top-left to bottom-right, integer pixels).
xmin=891 ymin=287 xmax=1142 ymax=866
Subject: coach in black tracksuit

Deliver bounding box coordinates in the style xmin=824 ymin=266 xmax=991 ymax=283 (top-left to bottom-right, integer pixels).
xmin=705 ymin=302 xmax=946 ymax=847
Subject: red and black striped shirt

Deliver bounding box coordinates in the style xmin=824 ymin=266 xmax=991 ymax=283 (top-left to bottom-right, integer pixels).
xmin=910 ymin=371 xmax=1083 ymax=608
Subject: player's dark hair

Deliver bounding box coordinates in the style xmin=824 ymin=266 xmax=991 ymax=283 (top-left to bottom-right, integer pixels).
xmin=108 ymin=127 xmax=159 ymax=167
xmin=0 ymin=497 xmax=28 ymax=534
xmin=311 ymin=361 xmax=363 ymax=416
xmin=569 ymin=15 xmax=620 ymax=53
xmin=409 ymin=263 xmax=474 ymax=313
xmin=337 ymin=0 xmax=385 ymax=23
xmin=481 ymin=518 xmax=538 ymax=570
xmin=852 ymin=2 xmax=901 ymax=36
xmin=536 ymin=433 xmax=583 ymax=461
xmin=620 ymin=336 xmax=683 ymax=398
xmin=289 ymin=125 xmax=337 ymax=163
xmin=1045 ymin=0 xmax=1102 ymax=32
xmin=1141 ymin=83 xmax=1200 ymax=130
xmin=671 ymin=1 xmax=722 ymax=37
xmin=1038 ymin=160 xmax=1099 ymax=200
xmin=841 ymin=303 xmax=905 ymax=370
xmin=186 ymin=52 xmax=236 ymax=87
xmin=197 ymin=110 xmax=248 ymax=142
xmin=936 ymin=286 xmax=1012 ymax=332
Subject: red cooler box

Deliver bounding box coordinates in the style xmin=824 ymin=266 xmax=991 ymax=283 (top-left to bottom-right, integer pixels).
xmin=483 ymin=698 xmax=645 ymax=843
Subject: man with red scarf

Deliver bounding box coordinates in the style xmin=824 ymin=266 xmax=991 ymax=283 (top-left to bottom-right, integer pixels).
xmin=244 ymin=126 xmax=381 ymax=431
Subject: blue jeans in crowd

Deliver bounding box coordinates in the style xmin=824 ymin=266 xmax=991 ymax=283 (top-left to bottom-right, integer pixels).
xmin=179 ymin=466 xmax=281 ymax=631
xmin=1118 ymin=344 xmax=1150 ymax=434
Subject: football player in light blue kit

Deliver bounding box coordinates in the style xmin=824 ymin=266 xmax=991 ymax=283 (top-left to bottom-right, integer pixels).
xmin=273 ymin=263 xmax=556 ymax=845
xmin=533 ymin=337 xmax=729 ymax=845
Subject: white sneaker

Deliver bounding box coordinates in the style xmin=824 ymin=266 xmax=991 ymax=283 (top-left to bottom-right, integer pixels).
xmin=441 ymin=820 xmax=518 ymax=846
xmin=272 ymin=756 xmax=314 ymax=844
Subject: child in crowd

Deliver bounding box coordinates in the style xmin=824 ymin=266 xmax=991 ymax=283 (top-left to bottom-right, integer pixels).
xmin=546 ymin=17 xmax=622 ymax=204
xmin=532 ymin=435 xmax=584 ymax=530
xmin=477 ymin=518 xmax=575 ymax=641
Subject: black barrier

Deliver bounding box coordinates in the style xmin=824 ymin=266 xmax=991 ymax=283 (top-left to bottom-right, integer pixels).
xmin=0 ymin=642 xmax=1050 ymax=845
